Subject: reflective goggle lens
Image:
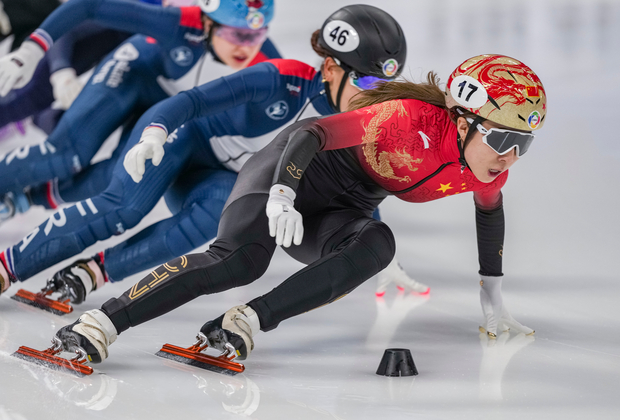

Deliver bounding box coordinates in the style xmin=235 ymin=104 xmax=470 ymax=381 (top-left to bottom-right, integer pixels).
xmin=214 ymin=25 xmax=268 ymax=47
xmin=350 ymin=74 xmax=388 ymax=90
xmin=483 ymin=129 xmax=534 ymax=157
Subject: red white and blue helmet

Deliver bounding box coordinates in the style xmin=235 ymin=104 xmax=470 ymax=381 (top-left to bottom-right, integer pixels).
xmin=197 ymin=0 xmax=274 ymax=29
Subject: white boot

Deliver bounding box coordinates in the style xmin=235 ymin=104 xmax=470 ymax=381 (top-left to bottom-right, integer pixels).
xmin=201 ymin=305 xmax=261 ymax=360
xmin=376 ymin=258 xmax=430 ymax=296
xmin=56 ymin=309 xmax=118 ymax=363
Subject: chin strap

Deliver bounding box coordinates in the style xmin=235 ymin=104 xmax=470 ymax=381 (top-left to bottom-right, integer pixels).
xmin=324 ymin=58 xmax=352 ymax=112
xmin=458 ymin=115 xmax=485 ymax=171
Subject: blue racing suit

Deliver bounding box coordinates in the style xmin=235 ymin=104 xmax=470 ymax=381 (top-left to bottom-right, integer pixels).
xmin=1 ymin=59 xmax=334 ymax=283
xmin=0 ymin=1 xmax=277 ymax=199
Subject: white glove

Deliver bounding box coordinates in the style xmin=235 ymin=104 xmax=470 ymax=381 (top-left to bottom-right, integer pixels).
xmin=50 ymin=67 xmax=85 ymax=110
xmin=266 ymin=184 xmax=303 ymax=247
xmin=123 ymin=126 xmax=168 ymax=183
xmin=0 ymin=41 xmax=45 ymax=96
xmin=479 ymin=275 xmax=534 ymax=338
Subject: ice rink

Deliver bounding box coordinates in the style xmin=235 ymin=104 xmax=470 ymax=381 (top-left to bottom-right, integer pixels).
xmin=1 ymin=0 xmax=620 ymax=419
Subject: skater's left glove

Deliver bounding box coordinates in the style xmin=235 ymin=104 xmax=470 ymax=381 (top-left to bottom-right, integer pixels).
xmin=479 ymin=275 xmax=534 ymax=338
xmin=50 ymin=68 xmax=85 ymax=110
xmin=0 ymin=41 xmax=45 ymax=97
xmin=266 ymin=184 xmax=303 ymax=247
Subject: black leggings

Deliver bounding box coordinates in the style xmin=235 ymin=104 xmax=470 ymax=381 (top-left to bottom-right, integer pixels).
xmin=102 ymin=121 xmax=395 ymax=333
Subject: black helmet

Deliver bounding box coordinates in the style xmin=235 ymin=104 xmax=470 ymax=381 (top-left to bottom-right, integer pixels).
xmin=319 ymin=5 xmax=406 ymax=78
xmin=318 ymin=4 xmax=407 ymax=111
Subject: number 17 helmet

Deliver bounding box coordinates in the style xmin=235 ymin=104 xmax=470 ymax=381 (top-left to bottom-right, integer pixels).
xmin=445 ymin=54 xmax=547 ymax=131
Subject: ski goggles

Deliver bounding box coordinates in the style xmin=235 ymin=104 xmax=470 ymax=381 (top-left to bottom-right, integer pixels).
xmin=349 ymin=73 xmax=389 ymax=91
xmin=467 ymin=118 xmax=535 ymax=157
xmin=214 ymin=25 xmax=268 ymax=47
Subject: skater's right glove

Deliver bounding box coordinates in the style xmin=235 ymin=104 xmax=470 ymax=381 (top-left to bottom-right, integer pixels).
xmin=479 ymin=275 xmax=534 ymax=338
xmin=266 ymin=184 xmax=304 ymax=247
xmin=50 ymin=67 xmax=85 ymax=110
xmin=0 ymin=41 xmax=45 ymax=97
xmin=124 ymin=126 xmax=168 ymax=183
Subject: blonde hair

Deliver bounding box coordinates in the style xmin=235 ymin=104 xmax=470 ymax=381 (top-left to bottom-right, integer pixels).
xmin=348 ymin=72 xmax=447 ymax=112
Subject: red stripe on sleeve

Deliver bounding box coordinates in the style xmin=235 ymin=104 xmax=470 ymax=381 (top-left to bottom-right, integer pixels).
xmin=28 ymin=36 xmax=48 ymax=52
xmin=268 ymin=59 xmax=316 ymax=80
xmin=179 ymin=6 xmax=204 ymax=30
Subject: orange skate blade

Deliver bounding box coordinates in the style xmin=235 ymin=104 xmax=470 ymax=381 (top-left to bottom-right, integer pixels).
xmin=11 ymin=289 xmax=73 ymax=316
xmin=156 ymin=342 xmax=245 ymax=376
xmin=12 ymin=345 xmax=93 ymax=377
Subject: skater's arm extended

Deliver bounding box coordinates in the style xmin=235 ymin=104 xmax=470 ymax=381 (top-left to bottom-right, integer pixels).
xmin=146 ymin=61 xmax=282 ymax=136
xmin=474 ymin=188 xmax=505 ymax=277
xmin=35 ymin=0 xmax=188 ymax=49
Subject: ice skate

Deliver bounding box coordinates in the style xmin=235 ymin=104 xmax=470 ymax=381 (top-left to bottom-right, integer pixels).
xmin=376 ymin=258 xmax=430 ymax=297
xmin=11 ymin=254 xmax=106 ymax=315
xmin=0 ymin=190 xmax=30 ymax=226
xmin=12 ymin=309 xmax=117 ymax=376
xmin=156 ymin=305 xmax=260 ymax=375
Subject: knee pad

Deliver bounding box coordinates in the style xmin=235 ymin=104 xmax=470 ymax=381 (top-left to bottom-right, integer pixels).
xmin=209 ymin=242 xmax=272 ymax=289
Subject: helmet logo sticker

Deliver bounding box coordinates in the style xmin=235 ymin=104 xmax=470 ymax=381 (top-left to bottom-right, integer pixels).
xmin=528 ymin=110 xmax=541 ymax=129
xmin=526 ymin=86 xmax=540 ymax=97
xmin=246 ymin=0 xmax=264 ymax=8
xmin=199 ymin=0 xmax=220 ymax=13
xmin=323 ymin=20 xmax=359 ymax=53
xmin=266 ymin=100 xmax=289 ymax=120
xmin=450 ymin=75 xmax=488 ymax=109
xmin=246 ymin=10 xmax=265 ymax=29
xmin=382 ymin=59 xmax=398 ymax=77
xmin=170 ymin=46 xmax=194 ymax=67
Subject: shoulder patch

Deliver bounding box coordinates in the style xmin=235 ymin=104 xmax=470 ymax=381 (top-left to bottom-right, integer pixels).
xmin=268 ymin=59 xmax=316 ymax=81
xmin=179 ymin=6 xmax=204 ymax=30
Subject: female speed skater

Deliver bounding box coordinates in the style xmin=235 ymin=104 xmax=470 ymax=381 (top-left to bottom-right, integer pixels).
xmin=0 ymin=5 xmax=420 ymax=309
xmin=0 ymin=0 xmax=278 ymax=224
xmin=38 ymin=53 xmax=545 ymax=368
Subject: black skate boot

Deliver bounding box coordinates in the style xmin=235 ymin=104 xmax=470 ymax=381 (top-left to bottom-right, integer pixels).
xmin=200 ymin=305 xmax=261 ymax=361
xmin=45 ymin=254 xmax=107 ymax=304
xmin=55 ymin=309 xmax=118 ymax=364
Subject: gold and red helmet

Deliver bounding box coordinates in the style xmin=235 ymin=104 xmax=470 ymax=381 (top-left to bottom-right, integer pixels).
xmin=445 ymin=54 xmax=546 ymax=132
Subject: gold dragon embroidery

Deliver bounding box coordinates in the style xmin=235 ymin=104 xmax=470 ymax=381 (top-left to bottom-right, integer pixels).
xmin=361 ymin=100 xmax=422 ymax=183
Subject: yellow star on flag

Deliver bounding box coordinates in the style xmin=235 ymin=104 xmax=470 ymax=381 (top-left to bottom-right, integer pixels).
xmin=436 ymin=183 xmax=453 ymax=193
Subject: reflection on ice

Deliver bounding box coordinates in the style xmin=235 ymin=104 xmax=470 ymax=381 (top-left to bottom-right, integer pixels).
xmin=20 ymin=363 xmax=119 ymax=411
xmin=478 ymin=331 xmax=535 ymax=401
xmin=365 ymin=291 xmax=429 ymax=352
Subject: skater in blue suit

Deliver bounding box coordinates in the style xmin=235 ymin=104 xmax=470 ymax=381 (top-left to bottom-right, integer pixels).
xmin=0 ymin=0 xmax=278 ymax=224
xmin=0 ymin=6 xmax=421 ymax=305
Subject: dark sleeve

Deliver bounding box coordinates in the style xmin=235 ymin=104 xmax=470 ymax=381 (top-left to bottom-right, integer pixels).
xmin=271 ymin=103 xmax=409 ymax=190
xmin=46 ymin=21 xmax=99 ymax=73
xmin=37 ymin=0 xmax=182 ymax=45
xmin=148 ymin=62 xmax=281 ymax=135
xmin=474 ymin=190 xmax=504 ymax=277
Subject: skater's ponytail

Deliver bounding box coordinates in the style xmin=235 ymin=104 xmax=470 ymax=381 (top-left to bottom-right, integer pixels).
xmin=348 ymin=72 xmax=447 ymax=112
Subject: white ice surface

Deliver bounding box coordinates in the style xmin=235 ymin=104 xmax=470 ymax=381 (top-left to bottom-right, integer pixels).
xmin=1 ymin=1 xmax=620 ymax=419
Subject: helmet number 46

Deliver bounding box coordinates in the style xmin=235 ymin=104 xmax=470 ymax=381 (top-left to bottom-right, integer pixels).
xmin=323 ymin=20 xmax=359 ymax=53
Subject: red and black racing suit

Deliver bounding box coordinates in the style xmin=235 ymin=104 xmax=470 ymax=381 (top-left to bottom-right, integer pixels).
xmin=102 ymin=99 xmax=506 ymax=333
